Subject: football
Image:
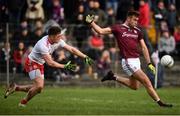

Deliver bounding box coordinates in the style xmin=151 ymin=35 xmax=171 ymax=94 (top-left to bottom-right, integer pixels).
xmin=160 ymin=55 xmax=174 ymax=68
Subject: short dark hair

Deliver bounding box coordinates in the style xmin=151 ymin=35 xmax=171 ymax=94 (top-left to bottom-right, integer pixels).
xmin=48 ymin=26 xmax=61 ymax=35
xmin=127 ymin=10 xmax=140 ymax=17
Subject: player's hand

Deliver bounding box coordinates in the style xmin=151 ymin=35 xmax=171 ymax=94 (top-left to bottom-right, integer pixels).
xmin=85 ymin=15 xmax=95 ymax=24
xmin=148 ymin=63 xmax=156 ymax=75
xmin=64 ymin=61 xmax=76 ymax=71
xmin=84 ymin=56 xmax=94 ymax=65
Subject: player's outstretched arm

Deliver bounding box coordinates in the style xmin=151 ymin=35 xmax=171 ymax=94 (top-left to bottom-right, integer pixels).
xmin=140 ymin=39 xmax=156 ymax=74
xmin=85 ymin=15 xmax=112 ymax=35
xmin=63 ymin=44 xmax=94 ymax=66
xmin=43 ymin=54 xmax=75 ymax=70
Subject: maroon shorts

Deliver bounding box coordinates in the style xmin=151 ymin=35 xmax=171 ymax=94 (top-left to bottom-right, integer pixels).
xmin=25 ymin=57 xmax=44 ymax=74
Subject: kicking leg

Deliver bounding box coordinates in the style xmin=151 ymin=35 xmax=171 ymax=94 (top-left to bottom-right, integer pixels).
xmin=133 ymin=69 xmax=172 ymax=107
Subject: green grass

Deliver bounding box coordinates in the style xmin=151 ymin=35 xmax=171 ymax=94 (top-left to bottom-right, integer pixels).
xmin=0 ymin=86 xmax=179 ymax=115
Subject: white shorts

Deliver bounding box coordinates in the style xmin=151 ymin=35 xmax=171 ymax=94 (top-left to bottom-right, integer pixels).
xmin=28 ymin=69 xmax=44 ymax=80
xmin=121 ymin=58 xmax=141 ymax=76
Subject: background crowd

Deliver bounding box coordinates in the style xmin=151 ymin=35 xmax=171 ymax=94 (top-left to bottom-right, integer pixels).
xmin=0 ymin=0 xmax=180 ymax=82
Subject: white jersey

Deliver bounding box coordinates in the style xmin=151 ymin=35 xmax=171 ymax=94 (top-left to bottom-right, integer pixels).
xmin=28 ymin=35 xmax=66 ymax=64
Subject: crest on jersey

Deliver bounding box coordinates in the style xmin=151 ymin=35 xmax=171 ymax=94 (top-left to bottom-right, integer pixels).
xmin=134 ymin=30 xmax=137 ymax=33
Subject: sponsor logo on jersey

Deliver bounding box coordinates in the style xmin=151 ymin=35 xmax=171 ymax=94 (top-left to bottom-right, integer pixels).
xmin=122 ymin=32 xmax=138 ymax=38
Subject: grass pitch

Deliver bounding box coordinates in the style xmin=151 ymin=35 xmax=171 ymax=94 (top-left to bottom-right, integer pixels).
xmin=0 ymin=86 xmax=179 ymax=115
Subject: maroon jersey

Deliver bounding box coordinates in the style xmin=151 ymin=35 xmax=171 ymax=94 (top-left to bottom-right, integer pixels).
xmin=111 ymin=24 xmax=143 ymax=58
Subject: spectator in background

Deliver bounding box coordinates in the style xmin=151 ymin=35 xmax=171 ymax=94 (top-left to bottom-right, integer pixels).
xmin=25 ymin=0 xmax=44 ymax=27
xmin=96 ymin=50 xmax=111 ymax=78
xmin=103 ymin=7 xmax=116 ymax=62
xmin=88 ymin=30 xmax=104 ymax=52
xmin=106 ymin=7 xmax=116 ymax=26
xmin=174 ymin=26 xmax=180 ymax=43
xmin=12 ymin=27 xmax=30 ymax=47
xmin=106 ymin=0 xmax=119 ymax=15
xmin=92 ymin=0 xmax=107 ymax=27
xmin=85 ymin=30 xmax=104 ymax=63
xmin=0 ymin=42 xmax=14 ymax=73
xmin=18 ymin=20 xmax=30 ymax=31
xmin=75 ymin=4 xmax=86 ymax=24
xmin=29 ymin=19 xmax=43 ymax=32
xmin=73 ymin=4 xmax=89 ymax=49
xmin=86 ymin=30 xmax=104 ymax=77
xmin=138 ymin=0 xmax=153 ymax=54
xmin=69 ymin=53 xmax=85 ymax=79
xmin=31 ymin=27 xmax=44 ymax=46
xmin=87 ymin=0 xmax=95 ymax=12
xmin=138 ymin=0 xmax=150 ymax=33
xmin=174 ymin=25 xmax=180 ymax=56
xmin=154 ymin=1 xmax=167 ymax=23
xmin=35 ymin=19 xmax=43 ymax=28
xmin=167 ymin=4 xmax=177 ymax=35
xmin=13 ymin=42 xmax=26 ymax=73
xmin=51 ymin=0 xmax=64 ymax=25
xmin=160 ymin=20 xmax=169 ymax=31
xmin=51 ymin=49 xmax=70 ymax=82
xmin=12 ymin=19 xmax=31 ymax=42
xmin=154 ymin=1 xmax=167 ymax=43
xmin=159 ymin=30 xmax=176 ymax=58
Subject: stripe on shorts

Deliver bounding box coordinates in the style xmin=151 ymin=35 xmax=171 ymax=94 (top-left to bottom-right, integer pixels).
xmin=125 ymin=59 xmax=134 ymax=74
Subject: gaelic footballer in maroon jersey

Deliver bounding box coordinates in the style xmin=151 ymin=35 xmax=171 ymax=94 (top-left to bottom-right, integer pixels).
xmin=111 ymin=24 xmax=143 ymax=58
xmin=86 ymin=10 xmax=173 ymax=107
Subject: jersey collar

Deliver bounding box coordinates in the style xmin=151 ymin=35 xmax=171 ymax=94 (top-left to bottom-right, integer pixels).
xmin=47 ymin=37 xmax=53 ymax=45
xmin=122 ymin=23 xmax=130 ymax=29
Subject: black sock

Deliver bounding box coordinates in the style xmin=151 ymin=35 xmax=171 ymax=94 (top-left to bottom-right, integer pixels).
xmin=157 ymin=100 xmax=164 ymax=106
xmin=157 ymin=100 xmax=173 ymax=107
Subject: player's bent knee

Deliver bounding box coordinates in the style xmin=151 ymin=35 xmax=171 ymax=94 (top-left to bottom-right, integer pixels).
xmin=36 ymin=85 xmax=44 ymax=93
xmin=131 ymin=85 xmax=139 ymax=90
xmin=130 ymin=82 xmax=140 ymax=90
xmin=133 ymin=87 xmax=139 ymax=90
